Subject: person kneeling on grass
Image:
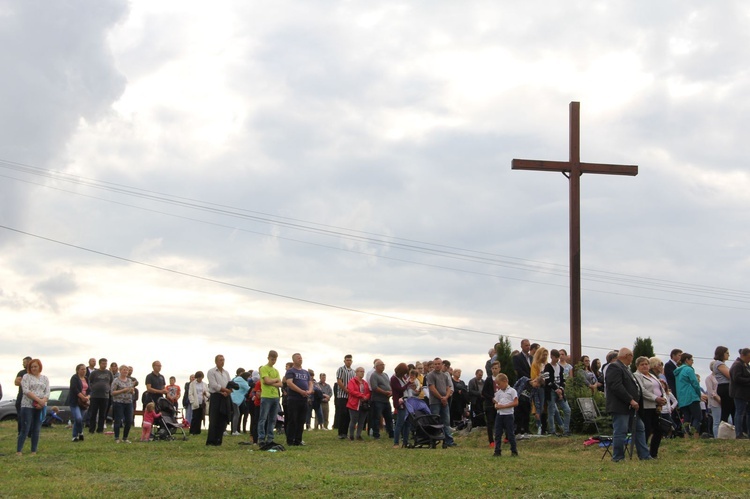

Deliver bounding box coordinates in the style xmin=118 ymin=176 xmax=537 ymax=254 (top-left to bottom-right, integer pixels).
xmin=492 ymin=374 xmax=519 ymax=457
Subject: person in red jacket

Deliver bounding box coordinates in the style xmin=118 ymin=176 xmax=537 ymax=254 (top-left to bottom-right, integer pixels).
xmin=346 ymin=367 xmax=371 ymax=441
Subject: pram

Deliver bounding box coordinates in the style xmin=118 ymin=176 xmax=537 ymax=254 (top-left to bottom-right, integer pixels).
xmin=404 ymin=397 xmax=445 ymax=448
xmin=153 ymin=398 xmax=188 ymax=441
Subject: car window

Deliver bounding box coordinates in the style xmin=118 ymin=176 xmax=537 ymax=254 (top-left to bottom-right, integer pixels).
xmin=49 ymin=388 xmax=69 ymax=404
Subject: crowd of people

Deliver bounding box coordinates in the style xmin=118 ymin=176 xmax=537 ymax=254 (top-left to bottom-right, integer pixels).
xmin=10 ymin=341 xmax=750 ymax=461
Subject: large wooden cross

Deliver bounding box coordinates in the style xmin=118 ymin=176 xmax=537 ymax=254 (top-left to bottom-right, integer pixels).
xmin=511 ymin=101 xmax=637 ymax=363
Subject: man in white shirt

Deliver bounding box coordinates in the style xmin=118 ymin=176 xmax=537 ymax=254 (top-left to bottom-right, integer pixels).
xmin=206 ymin=354 xmax=232 ymax=446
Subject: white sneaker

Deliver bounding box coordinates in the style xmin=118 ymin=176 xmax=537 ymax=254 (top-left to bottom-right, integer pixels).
xmin=123 ymin=440 xmax=132 ymax=444
xmin=232 ymin=431 xmax=241 ymax=436
xmin=537 ymin=427 xmax=542 ymax=435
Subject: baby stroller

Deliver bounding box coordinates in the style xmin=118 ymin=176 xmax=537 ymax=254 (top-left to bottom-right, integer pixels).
xmin=154 ymin=398 xmax=188 ymax=441
xmin=404 ymin=397 xmax=445 ymax=448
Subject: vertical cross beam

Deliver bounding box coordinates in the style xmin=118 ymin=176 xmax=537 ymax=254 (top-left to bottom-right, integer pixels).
xmin=511 ymin=102 xmax=637 ymax=363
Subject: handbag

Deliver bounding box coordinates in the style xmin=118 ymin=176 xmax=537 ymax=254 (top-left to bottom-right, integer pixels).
xmin=359 ymin=400 xmax=371 ymax=412
xmin=658 ymin=414 xmax=673 ymax=434
xmin=79 ymin=397 xmax=90 ymax=410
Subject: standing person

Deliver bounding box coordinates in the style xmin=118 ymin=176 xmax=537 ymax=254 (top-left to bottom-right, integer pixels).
xmin=111 ymin=364 xmax=135 ymax=444
xmin=450 ymin=369 xmax=468 ymax=428
xmin=127 ymin=367 xmax=139 ymax=425
xmin=250 ymin=376 xmax=262 ymax=443
xmin=604 ymin=348 xmax=652 ymax=462
xmin=140 ymin=402 xmax=160 ymax=442
xmin=512 ymin=340 xmax=532 ymax=380
xmin=427 ymin=357 xmax=456 ymax=448
xmin=88 ymin=358 xmax=114 ymax=434
xmin=308 ymin=370 xmax=324 ymax=431
xmin=188 ymin=371 xmax=209 ymax=435
xmin=16 ymin=359 xmax=49 ymax=456
xmin=712 ymin=346 xmax=734 ymax=425
xmin=634 ymin=357 xmax=667 ymax=458
xmin=14 ymin=356 xmax=32 ymax=435
xmin=481 ymin=361 xmax=501 ymax=445
xmin=335 ymin=354 xmax=355 ymax=440
xmin=66 ymin=363 xmax=89 ymax=442
xmin=729 ymin=348 xmax=750 ymax=439
xmin=467 ymin=369 xmax=485 ymax=428
xmin=230 ymin=370 xmax=250 ymax=436
xmin=368 ymin=360 xmax=393 ymax=440
xmin=390 ymin=363 xmax=413 ymax=448
xmin=206 ymin=355 xmax=233 ymax=446
xmin=85 ymin=357 xmax=97 ymax=378
xmin=285 ymin=353 xmax=313 ymax=446
xmin=663 ymin=348 xmax=683 ymax=395
xmin=183 ymin=374 xmax=195 ymax=429
xmin=544 ymin=349 xmax=571 ymax=436
xmin=165 ymin=376 xmax=181 ymax=411
xmin=705 ymin=363 xmax=721 ymax=438
xmin=258 ymin=350 xmax=283 ymax=446
xmin=558 ymin=349 xmax=573 ymax=379
xmin=318 ymin=373 xmax=333 ymax=430
xmin=530 ymin=348 xmax=549 ymax=435
xmin=346 ymin=366 xmax=371 ymax=440
xmin=145 ymin=361 xmax=167 ymax=407
xmin=674 ymin=353 xmax=707 ymax=438
xmin=492 ymin=374 xmax=519 ymax=457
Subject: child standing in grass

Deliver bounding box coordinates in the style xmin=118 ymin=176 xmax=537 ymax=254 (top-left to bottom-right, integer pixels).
xmin=492 ymin=373 xmax=519 ymax=457
xmin=141 ymin=402 xmax=160 ymax=442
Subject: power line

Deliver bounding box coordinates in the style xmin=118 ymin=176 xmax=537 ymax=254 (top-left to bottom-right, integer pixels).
xmin=2 ymin=158 xmax=750 ymax=305
xmin=5 ymin=222 xmax=719 ymax=360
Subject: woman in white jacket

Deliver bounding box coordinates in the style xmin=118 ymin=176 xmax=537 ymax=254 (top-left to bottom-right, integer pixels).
xmin=634 ymin=356 xmax=667 ymax=459
xmin=188 ymin=371 xmax=210 ymax=435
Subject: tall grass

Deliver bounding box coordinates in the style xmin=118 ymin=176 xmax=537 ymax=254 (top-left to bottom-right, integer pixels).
xmin=1 ymin=420 xmax=747 ymax=497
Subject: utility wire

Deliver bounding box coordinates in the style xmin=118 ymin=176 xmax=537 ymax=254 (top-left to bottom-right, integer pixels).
xmin=0 ymin=222 xmax=713 ymax=360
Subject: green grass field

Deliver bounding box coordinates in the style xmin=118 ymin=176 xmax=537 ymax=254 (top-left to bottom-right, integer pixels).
xmin=1 ymin=420 xmax=748 ymax=498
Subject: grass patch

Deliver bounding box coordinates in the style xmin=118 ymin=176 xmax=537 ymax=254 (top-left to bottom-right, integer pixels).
xmin=1 ymin=420 xmax=747 ymax=497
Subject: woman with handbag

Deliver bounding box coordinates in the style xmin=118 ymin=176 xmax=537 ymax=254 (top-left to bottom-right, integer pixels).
xmin=66 ymin=363 xmax=90 ymax=442
xmin=634 ymin=357 xmax=667 ymax=459
xmin=346 ymin=367 xmax=371 ymax=441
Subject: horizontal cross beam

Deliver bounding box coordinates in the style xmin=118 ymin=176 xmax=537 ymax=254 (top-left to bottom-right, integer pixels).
xmin=512 ymin=159 xmax=638 ymax=176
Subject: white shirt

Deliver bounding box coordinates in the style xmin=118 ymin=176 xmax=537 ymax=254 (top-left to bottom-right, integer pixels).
xmin=493 ymin=386 xmax=518 ymax=416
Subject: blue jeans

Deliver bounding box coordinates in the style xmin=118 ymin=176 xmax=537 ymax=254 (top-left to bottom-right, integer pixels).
xmin=611 ymin=412 xmax=650 ymax=461
xmin=531 ymin=388 xmax=545 ymax=426
xmin=70 ymin=405 xmax=84 ymax=438
xmin=734 ymin=398 xmax=749 ymax=438
xmin=113 ymin=402 xmax=133 ymax=440
xmin=258 ymin=397 xmax=279 ymax=443
xmin=393 ymin=403 xmax=410 ymax=446
xmin=710 ymin=406 xmax=721 ymax=438
xmin=493 ymin=413 xmax=517 ymax=453
xmin=430 ymin=403 xmax=454 ymax=445
xmin=547 ymin=392 xmax=571 ymax=434
xmin=682 ymin=400 xmax=703 ymax=433
xmin=370 ymin=400 xmax=393 ymax=439
xmin=17 ymin=407 xmax=43 ymax=453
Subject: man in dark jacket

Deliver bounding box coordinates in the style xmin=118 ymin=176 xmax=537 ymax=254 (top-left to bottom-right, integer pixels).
xmin=729 ymin=348 xmax=750 ymax=438
xmin=604 ymin=348 xmax=651 ymax=462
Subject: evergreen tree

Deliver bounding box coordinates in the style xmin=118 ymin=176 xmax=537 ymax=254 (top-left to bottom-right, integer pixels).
xmin=495 ymin=335 xmax=515 ymax=385
xmin=631 ymin=336 xmax=655 ymax=371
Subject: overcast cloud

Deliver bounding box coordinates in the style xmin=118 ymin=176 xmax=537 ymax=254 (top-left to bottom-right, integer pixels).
xmin=2 ymin=1 xmax=749 ymax=388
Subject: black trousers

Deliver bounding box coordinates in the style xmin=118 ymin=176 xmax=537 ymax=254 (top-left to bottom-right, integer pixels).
xmin=336 ymin=397 xmax=350 ymax=437
xmin=88 ymin=397 xmax=108 ymax=433
xmin=206 ymin=393 xmax=228 ymax=445
xmin=190 ymin=405 xmax=204 ymax=435
xmin=286 ymin=398 xmax=307 ymax=445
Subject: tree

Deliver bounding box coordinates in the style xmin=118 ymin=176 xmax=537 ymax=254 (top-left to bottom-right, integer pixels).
xmin=494 ymin=335 xmax=515 ymax=385
xmin=631 ymin=336 xmax=655 ymax=371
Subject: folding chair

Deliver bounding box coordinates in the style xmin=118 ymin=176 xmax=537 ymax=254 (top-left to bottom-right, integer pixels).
xmin=577 ymin=397 xmax=601 ymax=434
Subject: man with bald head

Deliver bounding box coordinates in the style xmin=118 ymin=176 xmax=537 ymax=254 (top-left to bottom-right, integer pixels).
xmin=604 ymin=348 xmax=651 ymax=462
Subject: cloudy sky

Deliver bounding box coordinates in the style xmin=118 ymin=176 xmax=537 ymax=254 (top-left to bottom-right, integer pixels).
xmin=2 ymin=0 xmax=749 ymax=390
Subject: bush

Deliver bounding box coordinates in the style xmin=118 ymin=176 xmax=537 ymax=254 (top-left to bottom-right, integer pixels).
xmin=565 ymin=362 xmax=610 ymax=434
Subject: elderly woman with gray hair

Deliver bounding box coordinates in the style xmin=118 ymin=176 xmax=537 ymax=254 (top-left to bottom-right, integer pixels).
xmin=634 ymin=356 xmax=667 ymax=459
